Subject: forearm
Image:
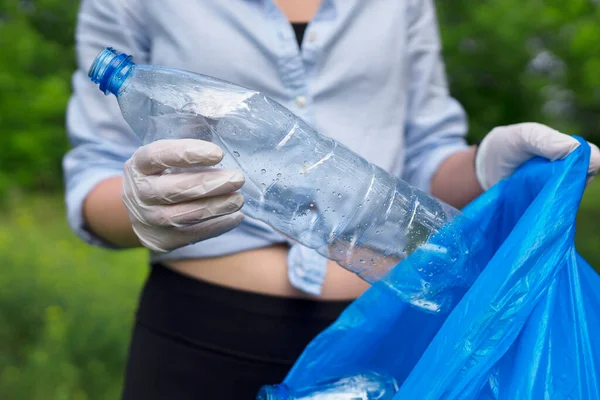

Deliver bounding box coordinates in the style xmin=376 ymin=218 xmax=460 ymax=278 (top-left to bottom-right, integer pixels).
xmin=83 ymin=176 xmax=141 ymax=248
xmin=431 ymin=146 xmax=483 ymax=209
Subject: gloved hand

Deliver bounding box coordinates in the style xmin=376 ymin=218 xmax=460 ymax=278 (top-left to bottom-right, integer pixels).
xmin=122 ymin=139 xmax=245 ymax=252
xmin=475 ymin=122 xmax=600 ymax=190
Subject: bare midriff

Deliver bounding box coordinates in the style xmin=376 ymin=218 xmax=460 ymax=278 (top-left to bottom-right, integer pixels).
xmin=165 ymin=244 xmax=370 ymax=300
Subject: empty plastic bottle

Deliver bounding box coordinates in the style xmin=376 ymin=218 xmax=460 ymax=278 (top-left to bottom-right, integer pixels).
xmin=88 ymin=47 xmax=484 ymax=313
xmin=256 ymin=372 xmax=399 ymax=400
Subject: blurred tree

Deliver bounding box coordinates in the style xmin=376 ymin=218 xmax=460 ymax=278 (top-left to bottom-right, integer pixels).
xmin=0 ymin=0 xmax=598 ymax=195
xmin=0 ymin=0 xmax=78 ymax=196
xmin=436 ymin=0 xmax=600 ymax=142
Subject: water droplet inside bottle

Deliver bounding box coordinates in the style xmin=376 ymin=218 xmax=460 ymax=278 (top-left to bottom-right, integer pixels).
xmin=261 ymin=183 xmax=266 ymax=187
xmin=309 ymin=203 xmax=315 ymax=208
xmin=276 ymin=173 xmax=282 ymax=178
xmin=138 ymin=116 xmax=143 ymax=120
xmin=359 ymin=259 xmax=365 ymax=264
xmin=261 ymin=169 xmax=266 ymax=175
xmin=337 ymin=194 xmax=342 ymax=198
xmin=233 ymin=151 xmax=240 ymax=157
xmin=316 ymin=189 xmax=320 ymax=193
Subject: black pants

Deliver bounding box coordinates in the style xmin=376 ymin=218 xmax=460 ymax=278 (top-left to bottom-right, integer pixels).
xmin=122 ymin=264 xmax=351 ymax=400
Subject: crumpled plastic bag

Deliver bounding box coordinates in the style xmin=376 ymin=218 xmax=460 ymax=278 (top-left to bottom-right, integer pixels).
xmin=281 ymin=138 xmax=600 ymax=399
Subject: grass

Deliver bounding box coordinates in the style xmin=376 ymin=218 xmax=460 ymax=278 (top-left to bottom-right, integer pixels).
xmin=574 ymin=181 xmax=600 ymax=270
xmin=0 ymin=185 xmax=598 ymax=400
xmin=0 ymin=194 xmax=147 ymax=400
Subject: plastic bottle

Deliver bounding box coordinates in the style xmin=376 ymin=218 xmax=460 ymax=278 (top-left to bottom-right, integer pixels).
xmin=88 ymin=47 xmax=484 ymax=313
xmin=256 ymin=372 xmax=399 ymax=400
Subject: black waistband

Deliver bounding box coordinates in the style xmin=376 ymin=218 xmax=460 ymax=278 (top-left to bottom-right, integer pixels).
xmin=134 ymin=264 xmax=352 ymax=364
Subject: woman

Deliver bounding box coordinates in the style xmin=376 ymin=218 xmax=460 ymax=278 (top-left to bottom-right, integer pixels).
xmin=64 ymin=0 xmax=600 ymax=398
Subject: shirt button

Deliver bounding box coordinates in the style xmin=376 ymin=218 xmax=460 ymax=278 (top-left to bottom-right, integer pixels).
xmin=307 ymin=31 xmax=317 ymax=42
xmin=295 ymin=96 xmax=307 ymax=108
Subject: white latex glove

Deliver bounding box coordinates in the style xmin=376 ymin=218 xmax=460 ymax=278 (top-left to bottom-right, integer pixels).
xmin=122 ymin=139 xmax=245 ymax=252
xmin=475 ymin=122 xmax=600 ymax=190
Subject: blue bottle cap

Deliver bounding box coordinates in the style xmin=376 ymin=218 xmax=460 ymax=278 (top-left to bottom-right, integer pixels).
xmin=88 ymin=47 xmax=135 ymax=96
xmin=256 ymin=384 xmax=291 ymax=400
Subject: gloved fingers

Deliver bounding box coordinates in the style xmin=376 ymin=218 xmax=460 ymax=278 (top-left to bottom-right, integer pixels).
xmin=587 ymin=142 xmax=600 ymax=177
xmin=512 ymin=123 xmax=580 ymax=161
xmin=141 ymin=193 xmax=244 ymax=227
xmin=516 ymin=123 xmax=600 ymax=178
xmin=520 ymin=123 xmax=600 ymax=175
xmin=134 ymin=212 xmax=244 ymax=253
xmin=122 ymin=140 xmax=247 ymax=252
xmin=134 ymin=168 xmax=245 ymax=205
xmin=477 ymin=123 xmax=598 ymax=190
xmin=132 ymin=139 xmax=224 ymax=175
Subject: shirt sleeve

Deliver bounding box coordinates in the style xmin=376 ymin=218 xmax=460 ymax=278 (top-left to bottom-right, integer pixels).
xmin=63 ymin=0 xmax=149 ymax=247
xmin=401 ymin=0 xmax=469 ymax=194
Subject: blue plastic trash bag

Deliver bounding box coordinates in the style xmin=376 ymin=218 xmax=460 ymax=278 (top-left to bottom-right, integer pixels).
xmin=280 ymin=138 xmax=600 ymax=399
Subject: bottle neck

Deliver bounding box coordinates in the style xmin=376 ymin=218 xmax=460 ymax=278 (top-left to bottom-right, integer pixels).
xmin=88 ymin=47 xmax=135 ymax=96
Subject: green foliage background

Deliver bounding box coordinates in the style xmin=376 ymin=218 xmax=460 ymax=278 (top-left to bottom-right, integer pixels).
xmin=0 ymin=0 xmax=599 ymax=398
xmin=0 ymin=0 xmax=76 ymax=195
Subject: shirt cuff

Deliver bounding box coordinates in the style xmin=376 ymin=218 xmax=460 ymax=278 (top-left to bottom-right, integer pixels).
xmin=66 ymin=169 xmax=124 ymax=248
xmin=410 ymin=143 xmax=469 ymax=194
